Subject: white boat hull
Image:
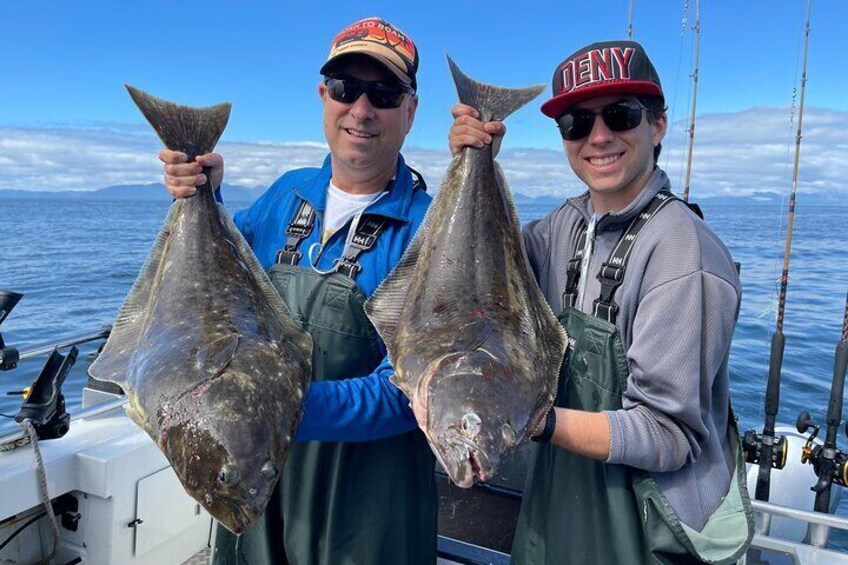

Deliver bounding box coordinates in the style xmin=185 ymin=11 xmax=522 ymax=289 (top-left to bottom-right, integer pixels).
xmin=0 ymin=389 xmax=211 ymax=564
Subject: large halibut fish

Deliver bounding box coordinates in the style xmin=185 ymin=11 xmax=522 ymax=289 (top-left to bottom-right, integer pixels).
xmin=89 ymin=86 xmax=312 ymax=533
xmin=365 ymin=58 xmax=567 ymax=488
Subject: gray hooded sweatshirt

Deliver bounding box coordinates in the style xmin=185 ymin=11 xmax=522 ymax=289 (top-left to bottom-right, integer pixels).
xmin=522 ymin=167 xmax=740 ymax=531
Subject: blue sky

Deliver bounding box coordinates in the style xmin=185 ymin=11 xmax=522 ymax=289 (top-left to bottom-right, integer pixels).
xmin=1 ymin=0 xmax=845 ymax=198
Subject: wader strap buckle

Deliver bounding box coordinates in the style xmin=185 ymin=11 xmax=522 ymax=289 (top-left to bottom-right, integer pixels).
xmin=336 ymin=216 xmax=387 ymax=280
xmin=276 ymin=199 xmax=316 ymax=265
xmin=336 ymin=261 xmax=361 ymax=279
xmin=593 ymin=263 xmax=625 ymax=323
xmin=561 ymin=227 xmax=588 ymax=308
xmin=593 ymin=301 xmax=619 ymax=323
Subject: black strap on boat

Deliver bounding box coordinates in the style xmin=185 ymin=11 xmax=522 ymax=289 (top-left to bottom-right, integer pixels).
xmin=592 ymin=190 xmax=679 ymax=324
xmin=275 ymin=199 xmax=316 ymax=265
xmin=336 ymin=215 xmax=388 ymax=279
xmin=561 ymin=227 xmax=588 ymax=309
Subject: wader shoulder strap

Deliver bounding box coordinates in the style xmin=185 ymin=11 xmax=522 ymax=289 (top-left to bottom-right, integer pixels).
xmin=275 ymin=199 xmax=316 ymax=265
xmin=275 ymin=168 xmax=415 ymax=274
xmin=336 ymin=215 xmax=388 ymax=279
xmin=334 ymin=167 xmax=418 ymax=278
xmin=593 ymin=190 xmax=679 ymax=324
xmin=408 ymin=166 xmax=427 ymax=192
xmin=561 ymin=226 xmax=588 ymax=309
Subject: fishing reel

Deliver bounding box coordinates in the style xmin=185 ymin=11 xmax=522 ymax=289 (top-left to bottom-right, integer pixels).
xmin=796 ymin=411 xmax=848 ymax=489
xmin=742 ymin=429 xmax=788 ymax=470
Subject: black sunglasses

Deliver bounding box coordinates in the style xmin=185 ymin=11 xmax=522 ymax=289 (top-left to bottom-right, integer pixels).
xmin=324 ymin=77 xmax=414 ymax=110
xmin=556 ymin=100 xmax=646 ymax=141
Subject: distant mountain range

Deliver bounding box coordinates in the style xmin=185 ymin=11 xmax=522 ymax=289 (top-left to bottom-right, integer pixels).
xmin=0 ymin=183 xmax=260 ymax=203
xmin=1 ymin=184 xmax=846 ymax=207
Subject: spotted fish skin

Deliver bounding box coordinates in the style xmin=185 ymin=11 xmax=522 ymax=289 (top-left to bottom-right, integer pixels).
xmin=365 ymin=58 xmax=567 ymax=488
xmin=89 ymin=86 xmax=311 ymax=534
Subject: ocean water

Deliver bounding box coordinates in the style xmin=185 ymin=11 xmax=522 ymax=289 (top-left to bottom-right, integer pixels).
xmin=1 ymin=197 xmax=847 ymax=550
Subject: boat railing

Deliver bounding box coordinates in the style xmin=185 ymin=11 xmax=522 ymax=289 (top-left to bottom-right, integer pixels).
xmin=13 ymin=326 xmax=111 ymax=363
xmin=0 ymin=396 xmax=127 ymax=449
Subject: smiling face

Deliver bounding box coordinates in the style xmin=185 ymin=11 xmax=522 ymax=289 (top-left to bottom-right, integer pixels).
xmin=562 ymin=94 xmax=667 ymax=214
xmin=318 ymin=56 xmax=418 ymax=191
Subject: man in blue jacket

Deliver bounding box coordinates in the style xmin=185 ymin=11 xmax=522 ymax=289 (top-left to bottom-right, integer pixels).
xmin=160 ymin=17 xmax=436 ymax=565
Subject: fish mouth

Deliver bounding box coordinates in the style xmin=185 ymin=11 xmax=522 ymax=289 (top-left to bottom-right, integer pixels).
xmin=204 ymin=489 xmax=266 ymax=535
xmin=215 ymin=500 xmax=255 ymax=534
xmin=442 ymin=436 xmax=495 ymax=488
xmin=469 ymin=451 xmax=489 ymax=482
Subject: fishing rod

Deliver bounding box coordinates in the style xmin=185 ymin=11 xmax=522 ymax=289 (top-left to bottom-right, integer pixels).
xmin=796 ymin=293 xmax=848 ymax=546
xmin=626 ymin=0 xmax=636 ymax=39
xmin=742 ymin=0 xmax=813 ymax=507
xmin=681 ymin=0 xmax=700 ymax=203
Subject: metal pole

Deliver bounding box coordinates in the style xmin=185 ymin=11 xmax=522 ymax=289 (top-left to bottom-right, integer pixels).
xmin=750 ymin=0 xmax=812 ymax=507
xmin=777 ymin=0 xmax=812 ymax=336
xmin=17 ymin=326 xmax=111 ymax=361
xmin=682 ymin=0 xmax=701 ymax=202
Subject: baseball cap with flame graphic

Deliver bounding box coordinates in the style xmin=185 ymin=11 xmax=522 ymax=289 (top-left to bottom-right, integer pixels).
xmin=320 ymin=17 xmax=419 ymax=91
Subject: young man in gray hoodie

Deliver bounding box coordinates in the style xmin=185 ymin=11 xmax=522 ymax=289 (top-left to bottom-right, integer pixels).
xmin=449 ymin=40 xmax=753 ymax=564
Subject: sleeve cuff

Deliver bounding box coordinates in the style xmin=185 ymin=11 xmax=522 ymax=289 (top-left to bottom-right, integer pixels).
xmin=604 ymin=410 xmax=624 ymax=464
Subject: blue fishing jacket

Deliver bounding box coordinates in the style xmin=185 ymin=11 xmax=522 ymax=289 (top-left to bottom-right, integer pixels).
xmin=231 ymin=154 xmax=429 ymax=442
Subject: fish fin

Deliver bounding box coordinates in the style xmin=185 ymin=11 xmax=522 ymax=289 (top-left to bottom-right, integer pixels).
xmin=125 ymin=85 xmax=231 ymax=160
xmin=446 ymin=55 xmax=545 ymax=123
xmin=88 ymin=202 xmax=182 ymax=388
xmin=219 ymin=204 xmax=313 ymax=359
xmin=491 ymin=155 xmax=568 ymax=413
xmin=364 ymin=228 xmax=425 ymax=354
xmin=491 ymin=160 xmax=525 ymax=234
xmin=365 ymin=155 xmax=467 ymax=353
xmin=494 ymin=158 xmax=568 ymax=408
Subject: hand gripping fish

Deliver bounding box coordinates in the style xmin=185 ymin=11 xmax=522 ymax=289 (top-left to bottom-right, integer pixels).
xmin=365 ymin=58 xmax=567 ymax=487
xmin=88 ymin=86 xmax=312 ymax=533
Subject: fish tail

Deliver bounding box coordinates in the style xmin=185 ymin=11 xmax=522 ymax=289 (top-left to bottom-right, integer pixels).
xmin=125 ymin=85 xmax=231 ymax=161
xmin=446 ymin=55 xmax=545 ymax=123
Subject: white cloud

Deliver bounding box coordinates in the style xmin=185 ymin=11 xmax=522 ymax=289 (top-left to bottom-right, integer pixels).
xmin=1 ymin=106 xmax=845 ymax=199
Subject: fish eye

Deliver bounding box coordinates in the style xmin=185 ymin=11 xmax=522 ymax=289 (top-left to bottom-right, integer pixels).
xmin=261 ymin=460 xmax=277 ymax=480
xmin=217 ymin=464 xmax=239 ymax=486
xmin=501 ymin=422 xmax=516 ymax=444
xmin=461 ymin=413 xmax=482 ymax=435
